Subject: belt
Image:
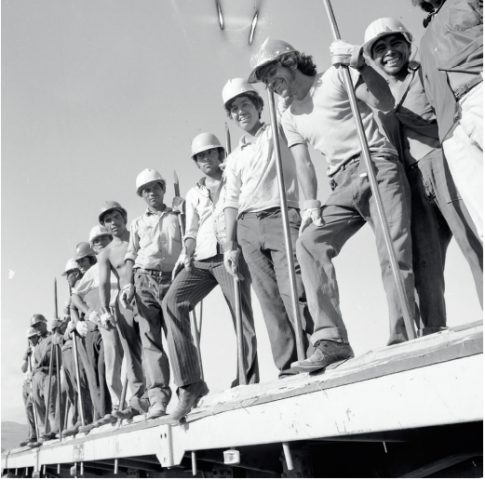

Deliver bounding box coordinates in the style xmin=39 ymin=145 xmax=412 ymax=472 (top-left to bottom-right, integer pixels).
xmin=135 ymin=268 xmax=172 ymax=278
xmin=330 ymin=154 xmax=361 ymax=177
xmin=454 ymin=75 xmax=482 ymax=101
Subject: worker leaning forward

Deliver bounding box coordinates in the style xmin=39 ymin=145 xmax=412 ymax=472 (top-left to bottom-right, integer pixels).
xmin=249 ymin=38 xmax=415 ymax=372
xmin=71 ymin=228 xmax=123 ymax=427
xmin=363 ymin=18 xmax=483 ymax=332
xmin=121 ymin=169 xmax=182 ymax=419
xmin=412 ymin=0 xmax=483 ymax=240
xmin=98 ymin=201 xmax=149 ymax=420
xmin=30 ymin=314 xmax=60 ymax=441
xmin=20 ymin=327 xmax=40 ymax=447
xmin=222 ymin=77 xmax=314 ymax=377
xmin=162 ymin=133 xmax=259 ymax=420
xmin=70 ymin=241 xmax=111 ymax=430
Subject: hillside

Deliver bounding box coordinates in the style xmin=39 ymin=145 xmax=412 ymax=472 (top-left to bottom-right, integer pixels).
xmin=1 ymin=422 xmax=29 ymax=451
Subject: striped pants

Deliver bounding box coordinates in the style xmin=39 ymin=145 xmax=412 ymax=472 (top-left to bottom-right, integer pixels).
xmin=162 ymin=254 xmax=258 ymax=387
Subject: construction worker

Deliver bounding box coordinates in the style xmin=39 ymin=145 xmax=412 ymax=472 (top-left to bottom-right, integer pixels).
xmin=121 ymin=169 xmax=183 ymax=419
xmin=98 ymin=201 xmax=148 ymax=420
xmin=222 ymin=78 xmax=314 ymax=377
xmin=248 ymin=38 xmax=414 ymax=372
xmin=19 ymin=328 xmax=39 ymax=447
xmin=61 ymin=258 xmax=93 ymax=434
xmin=411 ymin=0 xmax=483 ymax=240
xmin=363 ymin=18 xmax=483 ymax=332
xmin=162 ymin=133 xmax=259 ymax=415
xmin=30 ymin=314 xmax=59 ymax=440
xmin=71 ymin=227 xmax=123 ymax=426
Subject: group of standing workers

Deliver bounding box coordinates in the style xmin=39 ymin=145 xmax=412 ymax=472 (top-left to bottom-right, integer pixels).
xmin=20 ymin=0 xmax=482 ymax=448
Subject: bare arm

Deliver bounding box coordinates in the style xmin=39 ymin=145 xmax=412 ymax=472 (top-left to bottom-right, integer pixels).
xmin=98 ymin=247 xmax=115 ymax=310
xmin=71 ymin=293 xmax=90 ymax=316
xmin=224 ymin=207 xmax=239 ymax=250
xmin=289 ymin=143 xmax=318 ymax=201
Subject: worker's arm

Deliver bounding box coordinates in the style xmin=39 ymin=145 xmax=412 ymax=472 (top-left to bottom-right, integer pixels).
xmin=98 ymin=247 xmax=116 ymax=310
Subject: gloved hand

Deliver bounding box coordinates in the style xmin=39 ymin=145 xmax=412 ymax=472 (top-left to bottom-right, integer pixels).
xmin=99 ymin=310 xmax=115 ymax=330
xmin=330 ymin=40 xmax=364 ymax=69
xmin=67 ymin=319 xmax=77 ymax=334
xmin=172 ymin=252 xmax=193 ymax=280
xmin=300 ymin=200 xmax=324 ymax=234
xmin=224 ymin=247 xmax=244 ymax=280
xmin=52 ymin=331 xmax=63 ymax=345
xmin=75 ymin=321 xmax=88 ymax=337
xmin=172 ymin=196 xmax=185 ymax=214
xmin=87 ymin=310 xmax=100 ymax=324
xmin=120 ymin=283 xmax=135 ymax=309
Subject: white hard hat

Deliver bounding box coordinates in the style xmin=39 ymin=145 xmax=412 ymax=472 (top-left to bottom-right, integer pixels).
xmin=191 ymin=133 xmax=224 ymax=159
xmin=248 ymin=38 xmax=297 ymax=84
xmin=363 ymin=18 xmax=413 ymax=58
xmin=74 ymin=242 xmax=96 ymax=261
xmin=135 ymin=168 xmax=165 ymax=197
xmin=222 ymin=78 xmax=260 ymax=108
xmin=98 ymin=200 xmax=127 ymax=224
xmin=88 ymin=225 xmax=113 ymax=244
xmin=62 ymin=258 xmax=80 ymax=275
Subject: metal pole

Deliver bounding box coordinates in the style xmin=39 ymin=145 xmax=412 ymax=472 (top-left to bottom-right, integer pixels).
xmin=54 ymin=278 xmax=59 ymax=321
xmin=28 ymin=355 xmax=41 ymax=441
xmin=225 ymin=123 xmax=248 ymax=383
xmin=266 ymin=90 xmax=306 ymax=360
xmin=72 ymin=334 xmax=86 ymax=427
xmin=55 ymin=344 xmax=63 ymax=440
xmin=44 ymin=343 xmax=55 ymax=436
xmin=322 ymin=0 xmax=416 ymax=340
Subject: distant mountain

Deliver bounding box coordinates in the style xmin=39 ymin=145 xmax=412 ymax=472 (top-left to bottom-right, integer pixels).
xmin=1 ymin=421 xmax=29 ymax=451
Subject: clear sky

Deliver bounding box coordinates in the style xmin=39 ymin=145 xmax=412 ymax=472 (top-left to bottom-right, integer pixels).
xmin=2 ymin=0 xmax=482 ymax=424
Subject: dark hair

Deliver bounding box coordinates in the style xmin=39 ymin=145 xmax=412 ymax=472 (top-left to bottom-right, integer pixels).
xmin=192 ymin=147 xmax=226 ymax=163
xmin=282 ymin=52 xmax=317 ymax=77
xmin=225 ymin=92 xmax=265 ymax=118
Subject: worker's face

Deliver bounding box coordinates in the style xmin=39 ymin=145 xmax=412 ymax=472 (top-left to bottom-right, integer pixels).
xmin=371 ymin=34 xmax=410 ymax=76
xmin=194 ymin=148 xmax=223 ymax=176
xmin=91 ymin=234 xmax=112 ymax=254
xmin=33 ymin=322 xmax=47 ymax=336
xmin=229 ymin=96 xmax=261 ymax=135
xmin=103 ymin=210 xmax=127 ymax=238
xmin=29 ymin=335 xmax=39 ymax=346
xmin=141 ymin=181 xmax=165 ymax=209
xmin=257 ymin=61 xmax=295 ymax=103
xmin=66 ymin=269 xmax=81 ymax=288
xmin=76 ymin=256 xmax=93 ymax=274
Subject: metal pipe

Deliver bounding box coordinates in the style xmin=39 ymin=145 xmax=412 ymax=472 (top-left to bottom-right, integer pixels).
xmin=266 ymin=89 xmax=306 ymax=360
xmin=44 ymin=342 xmax=55 ymax=436
xmin=55 ymin=344 xmax=63 ymax=440
xmin=282 ymin=442 xmax=294 ymax=471
xmin=114 ymin=458 xmax=119 ymax=475
xmin=191 ymin=451 xmax=197 ymax=476
xmin=322 ymin=0 xmax=416 ymax=340
xmin=117 ymin=376 xmax=128 ymax=427
xmin=28 ymin=355 xmax=41 ymax=441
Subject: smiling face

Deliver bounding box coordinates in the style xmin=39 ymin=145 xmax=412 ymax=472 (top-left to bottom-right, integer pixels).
xmin=76 ymin=256 xmax=94 ymax=274
xmin=91 ymin=234 xmax=112 ymax=254
xmin=102 ymin=210 xmax=127 ymax=238
xmin=141 ymin=181 xmax=165 ymax=210
xmin=194 ymin=148 xmax=223 ymax=176
xmin=257 ymin=61 xmax=296 ymax=102
xmin=228 ymin=95 xmax=262 ymax=135
xmin=371 ymin=33 xmax=410 ymax=76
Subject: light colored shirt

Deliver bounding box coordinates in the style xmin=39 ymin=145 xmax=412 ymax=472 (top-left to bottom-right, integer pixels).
xmin=281 ymin=68 xmax=396 ymax=176
xmin=125 ymin=206 xmax=182 ymax=272
xmin=224 ymin=122 xmax=299 ymax=214
xmin=185 ymin=179 xmax=224 ymax=260
xmin=71 ymin=263 xmax=118 ymax=311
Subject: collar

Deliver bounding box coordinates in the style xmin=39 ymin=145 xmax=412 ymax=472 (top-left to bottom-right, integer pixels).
xmin=144 ymin=205 xmax=170 ymax=217
xmin=239 ymin=122 xmax=268 ymax=150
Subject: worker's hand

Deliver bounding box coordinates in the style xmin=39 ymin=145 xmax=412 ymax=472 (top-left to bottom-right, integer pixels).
xmin=87 ymin=310 xmax=100 ymax=325
xmin=120 ymin=283 xmax=135 ymax=309
xmin=330 ymin=40 xmax=364 ymax=69
xmin=67 ymin=319 xmax=76 ymax=334
xmin=99 ymin=310 xmax=115 ymax=330
xmin=52 ymin=331 xmax=63 ymax=345
xmin=172 ymin=252 xmax=193 ymax=280
xmin=172 ymin=196 xmax=185 ymax=214
xmin=224 ymin=247 xmax=244 ymax=280
xmin=75 ymin=321 xmax=88 ymax=337
xmin=300 ymin=200 xmax=324 ymax=234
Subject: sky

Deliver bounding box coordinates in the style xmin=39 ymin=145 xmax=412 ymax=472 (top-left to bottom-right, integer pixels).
xmin=2 ymin=0 xmax=482 ymax=424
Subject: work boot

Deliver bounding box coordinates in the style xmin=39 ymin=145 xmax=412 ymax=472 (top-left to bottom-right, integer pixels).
xmin=27 ymin=439 xmax=41 ymax=448
xmin=63 ymin=424 xmax=80 ymax=437
xmin=147 ymin=402 xmax=168 ymax=420
xmin=78 ymin=423 xmax=94 ymax=434
xmin=168 ymin=381 xmax=209 ymax=423
xmin=92 ymin=412 xmax=117 ymax=427
xmin=290 ymin=340 xmax=353 ymax=373
xmin=41 ymin=431 xmax=57 ymax=441
xmin=19 ymin=438 xmax=33 ymax=447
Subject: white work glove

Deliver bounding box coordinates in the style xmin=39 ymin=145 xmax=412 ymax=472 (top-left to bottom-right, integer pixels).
xmin=172 ymin=252 xmax=193 ymax=280
xmin=224 ymin=246 xmax=244 ymax=280
xmin=330 ymin=40 xmax=364 ymax=69
xmin=99 ymin=310 xmax=115 ymax=330
xmin=75 ymin=321 xmax=88 ymax=337
xmin=172 ymin=196 xmax=185 ymax=214
xmin=300 ymin=200 xmax=324 ymax=234
xmin=120 ymin=283 xmax=135 ymax=309
xmin=87 ymin=310 xmax=100 ymax=324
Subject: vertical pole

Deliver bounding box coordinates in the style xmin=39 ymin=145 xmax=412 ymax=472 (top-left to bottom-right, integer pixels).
xmin=266 ymin=90 xmax=306 ymax=360
xmin=322 ymin=0 xmax=416 ymax=340
xmin=56 ymin=344 xmax=63 ymax=440
xmin=72 ymin=334 xmax=86 ymax=427
xmin=54 ymin=278 xmax=59 ymax=321
xmin=28 ymin=356 xmax=41 ymax=441
xmin=44 ymin=343 xmax=55 ymax=436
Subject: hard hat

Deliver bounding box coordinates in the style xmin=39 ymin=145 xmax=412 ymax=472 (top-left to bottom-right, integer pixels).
xmin=191 ymin=133 xmax=225 ymax=159
xmin=363 ymin=18 xmax=413 ymax=58
xmin=30 ymin=313 xmax=47 ymax=326
xmin=27 ymin=327 xmax=39 ymax=338
xmin=135 ymin=168 xmax=165 ymax=196
xmin=98 ymin=200 xmax=127 ymax=224
xmin=62 ymin=258 xmax=80 ymax=276
xmin=222 ymin=78 xmax=260 ymax=108
xmin=74 ymin=241 xmax=96 ymax=261
xmin=248 ymin=38 xmax=297 ymax=84
xmin=88 ymin=225 xmax=113 ymax=244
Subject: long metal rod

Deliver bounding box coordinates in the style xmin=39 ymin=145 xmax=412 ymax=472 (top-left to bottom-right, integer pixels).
xmin=44 ymin=343 xmax=55 ymax=435
xmin=55 ymin=344 xmax=63 ymax=440
xmin=72 ymin=334 xmax=86 ymax=426
xmin=322 ymin=0 xmax=416 ymax=340
xmin=28 ymin=356 xmax=41 ymax=441
xmin=266 ymin=90 xmax=306 ymax=360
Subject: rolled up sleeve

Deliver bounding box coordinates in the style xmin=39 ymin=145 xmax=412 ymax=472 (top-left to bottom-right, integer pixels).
xmin=223 ymin=154 xmax=241 ymax=210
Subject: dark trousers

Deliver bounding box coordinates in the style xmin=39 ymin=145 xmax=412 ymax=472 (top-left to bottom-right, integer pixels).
xmin=406 ymin=148 xmax=483 ymax=333
xmin=297 ymin=155 xmax=414 ymax=346
xmin=133 ymin=270 xmax=171 ymax=407
xmin=237 ymin=208 xmax=314 ymax=372
xmin=162 ymin=254 xmax=259 ymax=387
